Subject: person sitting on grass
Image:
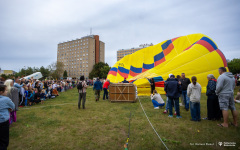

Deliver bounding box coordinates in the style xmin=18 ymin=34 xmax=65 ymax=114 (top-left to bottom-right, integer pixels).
xmin=234 ymin=89 xmax=240 ymax=103
xmin=0 ymin=84 xmax=15 ymax=150
xmin=40 ymin=90 xmax=46 ymax=104
xmin=187 ymin=76 xmax=202 ymax=122
xmin=151 ymin=90 xmax=165 ymax=109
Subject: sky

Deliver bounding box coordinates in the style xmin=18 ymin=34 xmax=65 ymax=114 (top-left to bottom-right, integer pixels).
xmin=0 ymin=0 xmax=240 ymax=72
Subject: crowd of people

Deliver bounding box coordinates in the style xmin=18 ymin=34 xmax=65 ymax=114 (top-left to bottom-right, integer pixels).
xmin=150 ymin=67 xmax=238 ymax=128
xmin=0 ymin=77 xmax=82 ymax=149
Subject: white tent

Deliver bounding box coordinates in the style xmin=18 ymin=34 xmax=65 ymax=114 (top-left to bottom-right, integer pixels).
xmin=23 ymin=72 xmax=43 ymax=80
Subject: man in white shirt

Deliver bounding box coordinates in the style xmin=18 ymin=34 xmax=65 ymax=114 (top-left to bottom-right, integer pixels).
xmin=151 ymin=90 xmax=165 ymax=109
xmin=52 ymin=83 xmax=57 ymax=90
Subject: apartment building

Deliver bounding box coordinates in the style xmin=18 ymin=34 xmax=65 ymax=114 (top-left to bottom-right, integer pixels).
xmin=57 ymin=35 xmax=105 ymax=78
xmin=117 ymin=43 xmax=153 ymax=61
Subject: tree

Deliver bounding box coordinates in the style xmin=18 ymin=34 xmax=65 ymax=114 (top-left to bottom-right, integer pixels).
xmin=1 ymin=74 xmax=7 ymax=81
xmin=40 ymin=66 xmax=50 ymax=79
xmin=228 ymin=58 xmax=240 ymax=74
xmin=48 ymin=61 xmax=64 ymax=79
xmin=89 ymin=62 xmax=111 ymax=79
xmin=63 ymin=70 xmax=68 ymax=78
xmin=26 ymin=67 xmax=34 ymax=75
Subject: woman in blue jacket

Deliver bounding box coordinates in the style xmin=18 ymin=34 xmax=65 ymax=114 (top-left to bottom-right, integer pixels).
xmin=0 ymin=84 xmax=15 ymax=150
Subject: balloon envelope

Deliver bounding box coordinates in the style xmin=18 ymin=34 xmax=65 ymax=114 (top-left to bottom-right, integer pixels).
xmin=107 ymin=33 xmax=228 ymax=96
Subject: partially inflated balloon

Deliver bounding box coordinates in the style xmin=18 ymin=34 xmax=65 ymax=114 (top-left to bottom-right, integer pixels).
xmin=107 ymin=33 xmax=228 ymax=96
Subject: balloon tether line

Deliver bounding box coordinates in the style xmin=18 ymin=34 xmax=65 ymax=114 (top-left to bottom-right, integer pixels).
xmin=138 ymin=97 xmax=169 ymax=150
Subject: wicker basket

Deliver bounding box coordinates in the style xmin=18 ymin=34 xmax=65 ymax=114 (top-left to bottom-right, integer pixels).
xmin=109 ymin=83 xmax=137 ymax=102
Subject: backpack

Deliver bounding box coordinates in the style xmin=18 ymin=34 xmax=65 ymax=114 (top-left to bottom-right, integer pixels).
xmin=77 ymin=81 xmax=83 ymax=91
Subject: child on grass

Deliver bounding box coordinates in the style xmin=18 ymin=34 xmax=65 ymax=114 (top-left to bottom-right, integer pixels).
xmin=187 ymin=76 xmax=202 ymax=121
xmin=40 ymin=89 xmax=46 ymax=104
xmin=24 ymin=87 xmax=28 ymax=106
xmin=34 ymin=89 xmax=41 ymax=104
xmin=28 ymin=89 xmax=35 ymax=106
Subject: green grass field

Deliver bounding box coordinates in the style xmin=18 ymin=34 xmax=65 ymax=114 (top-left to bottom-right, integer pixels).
xmin=8 ymin=87 xmax=240 ymax=150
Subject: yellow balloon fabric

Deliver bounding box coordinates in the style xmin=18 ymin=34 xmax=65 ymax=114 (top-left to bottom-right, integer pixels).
xmin=107 ymin=33 xmax=228 ymax=96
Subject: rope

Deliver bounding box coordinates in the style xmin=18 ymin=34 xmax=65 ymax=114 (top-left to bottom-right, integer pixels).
xmin=138 ymin=97 xmax=169 ymax=150
xmin=126 ymin=111 xmax=131 ymax=149
xmin=128 ymin=111 xmax=131 ymax=139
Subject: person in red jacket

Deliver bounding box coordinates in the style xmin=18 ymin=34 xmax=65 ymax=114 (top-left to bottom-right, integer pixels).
xmin=103 ymin=79 xmax=110 ymax=100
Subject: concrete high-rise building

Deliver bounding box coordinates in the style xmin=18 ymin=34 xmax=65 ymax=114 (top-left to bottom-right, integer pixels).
xmin=117 ymin=43 xmax=153 ymax=61
xmin=57 ymin=35 xmax=105 ymax=78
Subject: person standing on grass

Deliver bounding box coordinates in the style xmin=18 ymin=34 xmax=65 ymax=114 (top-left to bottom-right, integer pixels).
xmin=4 ymin=79 xmax=19 ymax=124
xmin=40 ymin=90 xmax=46 ymax=104
xmin=13 ymin=79 xmax=23 ymax=93
xmin=151 ymin=90 xmax=165 ymax=109
xmin=180 ymin=73 xmax=191 ymax=111
xmin=78 ymin=76 xmax=88 ymax=109
xmin=164 ymin=75 xmax=182 ymax=118
xmin=150 ymin=78 xmax=155 ymax=94
xmin=177 ymin=75 xmax=184 ymax=106
xmin=187 ymin=76 xmax=202 ymax=121
xmin=204 ymin=74 xmax=222 ymax=120
xmin=24 ymin=86 xmax=29 ymax=106
xmin=216 ymin=67 xmax=238 ymax=127
xmin=44 ymin=80 xmax=49 ymax=94
xmin=0 ymin=77 xmax=4 ymax=85
xmin=0 ymin=84 xmax=15 ymax=150
xmin=103 ymin=79 xmax=110 ymax=100
xmin=93 ymin=78 xmax=102 ymax=101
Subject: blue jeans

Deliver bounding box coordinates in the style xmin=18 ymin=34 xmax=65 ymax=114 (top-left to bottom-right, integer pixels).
xmin=152 ymin=100 xmax=165 ymax=108
xmin=165 ymin=97 xmax=177 ymax=111
xmin=25 ymin=98 xmax=28 ymax=106
xmin=182 ymin=90 xmax=189 ymax=110
xmin=190 ymin=101 xmax=201 ymax=121
xmin=103 ymin=88 xmax=108 ymax=100
xmin=168 ymin=98 xmax=180 ymax=116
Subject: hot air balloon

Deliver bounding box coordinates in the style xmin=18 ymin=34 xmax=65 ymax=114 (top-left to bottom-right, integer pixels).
xmin=107 ymin=33 xmax=228 ymax=96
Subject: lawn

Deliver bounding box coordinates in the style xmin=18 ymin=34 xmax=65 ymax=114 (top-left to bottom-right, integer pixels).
xmin=8 ymin=87 xmax=240 ymax=150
